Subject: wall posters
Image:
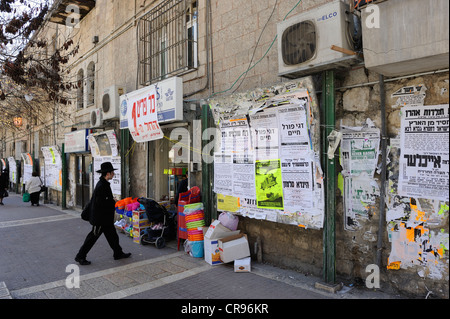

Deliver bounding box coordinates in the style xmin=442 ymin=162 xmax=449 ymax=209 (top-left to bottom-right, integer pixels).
xmin=7 ymin=157 xmax=16 ymax=184
xmin=41 ymin=146 xmax=62 ymax=191
xmin=93 ymin=157 xmax=122 ymax=198
xmin=255 ymin=159 xmax=284 ymax=210
xmin=88 ymin=130 xmax=122 ymax=198
xmin=213 ymin=90 xmax=325 ymax=229
xmin=340 ymin=119 xmax=381 ymax=231
xmin=21 ymin=153 xmax=33 ymax=185
xmin=398 ymin=104 xmax=449 ymax=201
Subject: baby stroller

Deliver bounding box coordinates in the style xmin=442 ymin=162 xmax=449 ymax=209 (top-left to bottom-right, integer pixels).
xmin=138 ymin=198 xmax=176 ymax=249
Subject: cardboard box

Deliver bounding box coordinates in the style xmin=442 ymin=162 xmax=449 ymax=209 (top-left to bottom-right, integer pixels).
xmin=218 ymin=233 xmax=250 ymax=263
xmin=132 ymin=210 xmax=151 ymax=228
xmin=205 ymin=220 xmax=234 ymax=239
xmin=234 ymin=257 xmax=251 ymax=272
xmin=132 ymin=226 xmax=148 ymax=244
xmin=203 ymin=226 xmax=240 ymax=266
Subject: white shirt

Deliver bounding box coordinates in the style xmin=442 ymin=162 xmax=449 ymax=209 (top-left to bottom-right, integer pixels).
xmin=26 ymin=176 xmax=42 ymax=194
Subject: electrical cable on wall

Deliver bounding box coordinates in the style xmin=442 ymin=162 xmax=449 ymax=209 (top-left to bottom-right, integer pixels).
xmin=210 ymin=0 xmax=304 ymax=98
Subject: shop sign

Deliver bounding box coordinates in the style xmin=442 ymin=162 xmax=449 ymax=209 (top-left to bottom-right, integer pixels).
xmin=120 ymin=76 xmax=183 ymax=130
xmin=64 ymin=129 xmax=90 ymax=153
xmin=125 ymin=85 xmax=164 ymax=143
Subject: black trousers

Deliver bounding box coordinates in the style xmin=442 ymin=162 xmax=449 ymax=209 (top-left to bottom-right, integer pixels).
xmin=76 ymin=223 xmax=123 ymax=259
xmin=30 ymin=192 xmax=40 ymax=205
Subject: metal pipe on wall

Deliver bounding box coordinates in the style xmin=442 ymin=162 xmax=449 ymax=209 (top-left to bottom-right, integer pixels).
xmin=376 ymin=74 xmax=388 ymax=268
xmin=322 ymin=69 xmax=336 ymax=284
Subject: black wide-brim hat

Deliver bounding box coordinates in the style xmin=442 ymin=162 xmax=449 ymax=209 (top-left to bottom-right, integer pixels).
xmin=96 ymin=162 xmax=118 ymax=173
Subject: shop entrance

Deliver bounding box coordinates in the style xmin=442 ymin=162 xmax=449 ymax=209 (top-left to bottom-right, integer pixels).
xmin=75 ymin=154 xmax=91 ymax=208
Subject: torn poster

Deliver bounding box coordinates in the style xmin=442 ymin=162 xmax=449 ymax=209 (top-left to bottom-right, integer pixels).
xmin=344 ymin=172 xmax=380 ymax=231
xmin=340 ymin=119 xmax=380 ymax=177
xmin=391 ymin=84 xmax=427 ymax=108
xmin=340 ymin=119 xmax=381 ymax=231
xmin=386 ymin=199 xmax=449 ymax=278
xmin=255 ymin=159 xmax=284 ymax=210
xmin=398 ymin=104 xmax=449 ymax=201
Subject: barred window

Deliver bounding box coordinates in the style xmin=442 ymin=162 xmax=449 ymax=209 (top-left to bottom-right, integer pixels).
xmin=138 ymin=0 xmax=198 ymax=86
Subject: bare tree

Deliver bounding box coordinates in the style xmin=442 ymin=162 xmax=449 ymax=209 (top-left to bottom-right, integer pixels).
xmin=0 ymin=0 xmax=79 ymax=129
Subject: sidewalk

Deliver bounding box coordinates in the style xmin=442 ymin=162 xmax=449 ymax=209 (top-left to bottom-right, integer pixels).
xmin=0 ymin=193 xmax=406 ymax=302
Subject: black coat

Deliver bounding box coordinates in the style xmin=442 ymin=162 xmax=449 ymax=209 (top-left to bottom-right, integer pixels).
xmin=90 ymin=177 xmax=116 ymax=226
xmin=0 ymin=173 xmax=8 ymax=189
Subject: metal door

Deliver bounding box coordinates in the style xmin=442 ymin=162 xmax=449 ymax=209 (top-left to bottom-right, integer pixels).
xmin=75 ymin=155 xmax=91 ymax=208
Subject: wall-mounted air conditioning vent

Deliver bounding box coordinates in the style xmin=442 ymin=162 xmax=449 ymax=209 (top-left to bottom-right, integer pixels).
xmin=277 ymin=0 xmax=359 ymax=78
xmin=90 ymin=108 xmax=103 ymax=128
xmin=102 ymin=85 xmax=125 ymax=120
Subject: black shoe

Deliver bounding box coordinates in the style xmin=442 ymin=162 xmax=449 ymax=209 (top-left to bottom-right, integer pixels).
xmin=0 ymin=202 xmax=4 ymax=205
xmin=114 ymin=252 xmax=131 ymax=260
xmin=75 ymin=257 xmax=91 ymax=265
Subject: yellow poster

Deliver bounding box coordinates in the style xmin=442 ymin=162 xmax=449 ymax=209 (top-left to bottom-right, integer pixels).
xmin=255 ymin=159 xmax=284 ymax=210
xmin=217 ymin=194 xmax=240 ymax=213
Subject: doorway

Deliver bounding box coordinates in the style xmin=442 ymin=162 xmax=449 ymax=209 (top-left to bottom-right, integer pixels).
xmin=75 ymin=154 xmax=91 ymax=208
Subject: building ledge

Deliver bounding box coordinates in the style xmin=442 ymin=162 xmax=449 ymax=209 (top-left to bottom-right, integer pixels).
xmin=49 ymin=0 xmax=96 ymax=25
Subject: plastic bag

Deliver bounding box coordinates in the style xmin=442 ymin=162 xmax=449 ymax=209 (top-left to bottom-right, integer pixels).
xmin=23 ymin=192 xmax=30 ymax=202
xmin=218 ymin=212 xmax=239 ymax=231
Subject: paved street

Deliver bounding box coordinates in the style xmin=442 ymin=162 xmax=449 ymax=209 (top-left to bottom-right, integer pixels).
xmin=0 ymin=193 xmax=404 ymax=310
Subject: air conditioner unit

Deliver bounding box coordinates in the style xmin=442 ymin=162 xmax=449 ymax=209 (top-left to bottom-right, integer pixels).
xmin=277 ymin=0 xmax=359 ymax=78
xmin=102 ymin=85 xmax=126 ymax=120
xmin=90 ymin=108 xmax=103 ymax=128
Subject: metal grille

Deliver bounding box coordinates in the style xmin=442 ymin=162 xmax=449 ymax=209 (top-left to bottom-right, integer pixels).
xmin=138 ymin=0 xmax=198 ymax=86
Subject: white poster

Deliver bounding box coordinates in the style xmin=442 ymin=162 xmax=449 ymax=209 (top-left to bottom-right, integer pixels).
xmin=21 ymin=153 xmax=33 ymax=184
xmin=220 ymin=117 xmax=252 ymax=155
xmin=398 ymin=104 xmax=449 ymax=201
xmin=249 ymin=108 xmax=279 ymax=160
xmin=340 ymin=120 xmax=380 ymax=178
xmin=277 ymin=101 xmax=311 ymax=157
xmin=41 ymin=146 xmax=62 ymax=191
xmin=232 ymin=153 xmax=256 ymax=199
xmin=281 ymin=155 xmax=314 ymax=213
xmin=7 ymin=157 xmax=16 ymax=184
xmin=213 ymin=152 xmax=233 ymax=196
xmin=93 ymin=157 xmax=122 ymax=198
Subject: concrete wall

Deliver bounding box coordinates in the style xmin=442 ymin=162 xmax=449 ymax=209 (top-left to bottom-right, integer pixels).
xmin=362 ymin=0 xmax=449 ymax=76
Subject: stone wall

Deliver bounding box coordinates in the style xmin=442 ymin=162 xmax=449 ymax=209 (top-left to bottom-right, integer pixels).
xmin=238 ymin=69 xmax=449 ymax=298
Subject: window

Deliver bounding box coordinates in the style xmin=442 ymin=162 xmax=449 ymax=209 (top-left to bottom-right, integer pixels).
xmin=77 ymin=69 xmax=84 ymax=109
xmin=138 ymin=0 xmax=198 ymax=86
xmin=87 ymin=62 xmax=95 ymax=106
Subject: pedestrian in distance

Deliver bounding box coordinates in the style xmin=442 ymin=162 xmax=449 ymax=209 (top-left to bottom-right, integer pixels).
xmin=0 ymin=169 xmax=8 ymax=206
xmin=25 ymin=171 xmax=43 ymax=206
xmin=175 ymin=172 xmax=188 ymax=207
xmin=75 ymin=162 xmax=131 ymax=265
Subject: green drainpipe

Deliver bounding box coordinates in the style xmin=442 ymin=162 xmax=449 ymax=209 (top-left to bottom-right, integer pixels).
xmin=62 ymin=143 xmax=67 ymax=209
xmin=202 ymin=104 xmax=215 ymax=225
